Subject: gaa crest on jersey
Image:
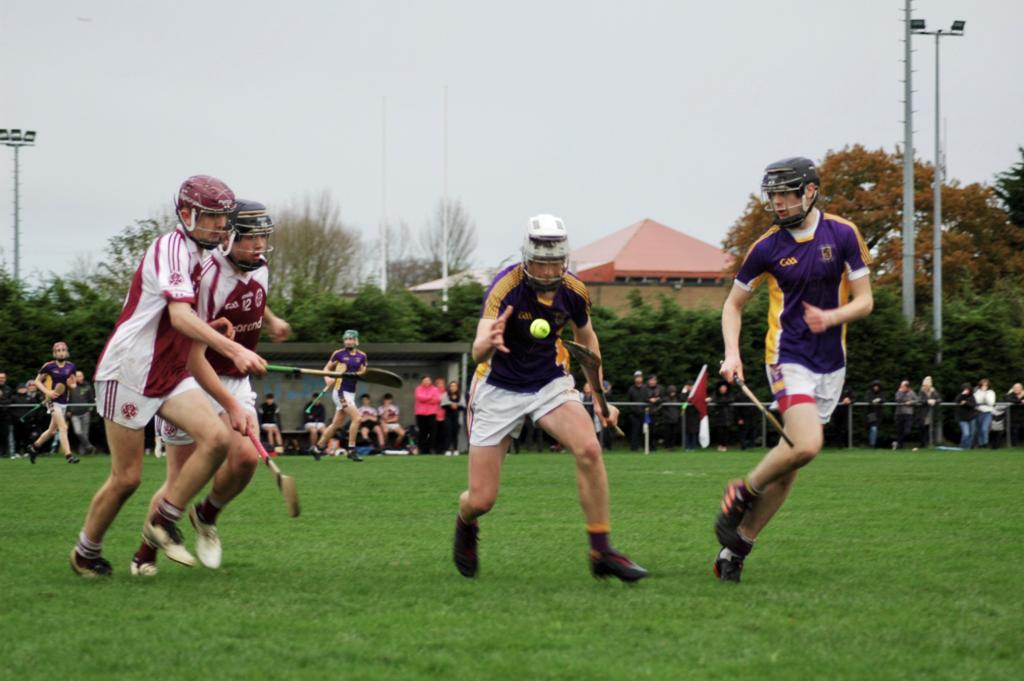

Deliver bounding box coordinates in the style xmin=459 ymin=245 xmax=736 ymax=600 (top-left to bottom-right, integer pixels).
xmin=169 ymin=272 xmax=184 ymax=286
xmin=553 ymin=312 xmax=567 ymax=327
xmin=255 ymin=288 xmax=264 ymax=308
xmin=121 ymin=402 xmax=139 ymax=419
xmin=161 ymin=420 xmax=178 ymax=437
xmin=820 ymin=245 xmax=834 ymax=263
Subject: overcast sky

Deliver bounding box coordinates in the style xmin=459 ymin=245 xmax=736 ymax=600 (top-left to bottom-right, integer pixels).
xmin=1 ymin=0 xmax=1022 ymax=283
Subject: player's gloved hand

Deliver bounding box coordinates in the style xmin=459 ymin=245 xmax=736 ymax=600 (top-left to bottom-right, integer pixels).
xmin=234 ymin=346 xmax=268 ymax=376
xmin=210 ymin=317 xmax=236 ymax=340
xmin=720 ymin=356 xmax=743 ymax=384
xmin=487 ymin=306 xmax=514 ymax=354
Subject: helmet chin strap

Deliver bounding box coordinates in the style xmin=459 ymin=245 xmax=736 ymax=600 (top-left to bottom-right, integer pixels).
xmin=524 ymin=260 xmax=566 ymax=292
xmin=772 ymin=189 xmax=818 ymax=229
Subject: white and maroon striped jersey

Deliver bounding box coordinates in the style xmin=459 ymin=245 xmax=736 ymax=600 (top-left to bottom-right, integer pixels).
xmin=197 ymin=249 xmax=268 ymax=378
xmin=379 ymin=403 xmax=400 ymax=423
xmin=95 ymin=226 xmax=206 ymax=397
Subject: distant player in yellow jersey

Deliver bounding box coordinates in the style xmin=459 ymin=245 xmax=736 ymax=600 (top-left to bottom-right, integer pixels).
xmin=27 ymin=341 xmax=78 ymax=464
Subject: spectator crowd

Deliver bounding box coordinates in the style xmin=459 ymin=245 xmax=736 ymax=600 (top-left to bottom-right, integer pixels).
xmin=5 ymin=364 xmax=1023 ymax=458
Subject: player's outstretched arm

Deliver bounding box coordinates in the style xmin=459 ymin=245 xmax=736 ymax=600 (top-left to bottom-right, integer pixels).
xmin=802 ymin=276 xmax=874 ymax=334
xmin=721 ymin=284 xmax=753 ymax=383
xmin=472 ymin=306 xmax=513 ymax=364
xmin=168 ymin=301 xmax=267 ymax=376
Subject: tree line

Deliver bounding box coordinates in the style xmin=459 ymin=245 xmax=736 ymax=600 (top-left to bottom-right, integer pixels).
xmin=2 ymin=145 xmax=1022 ymax=400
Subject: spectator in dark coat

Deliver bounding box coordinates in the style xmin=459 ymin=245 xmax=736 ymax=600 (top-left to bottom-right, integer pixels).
xmin=625 ymin=371 xmax=650 ymax=452
xmin=893 ymin=380 xmax=917 ymax=450
xmin=955 ymin=383 xmax=976 ymax=449
xmin=645 ymin=374 xmax=663 ymax=451
xmin=0 ymin=372 xmax=13 ymax=458
xmin=827 ymin=383 xmax=854 ymax=448
xmin=864 ymin=380 xmax=884 ymax=449
xmin=709 ymin=382 xmax=735 ymax=451
xmin=660 ymin=385 xmax=682 ymax=450
xmin=1006 ymin=383 xmax=1024 ymax=447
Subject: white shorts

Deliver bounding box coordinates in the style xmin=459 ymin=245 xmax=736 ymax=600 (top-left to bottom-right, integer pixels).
xmin=261 ymin=422 xmax=280 ymax=431
xmin=766 ymin=363 xmax=845 ymax=424
xmin=96 ymin=378 xmax=199 ymax=431
xmin=305 ymin=422 xmax=325 ymax=430
xmin=47 ymin=402 xmax=68 ymax=417
xmin=468 ymin=374 xmax=579 ymax=447
xmin=383 ymin=422 xmax=402 ymax=432
xmin=156 ymin=376 xmax=257 ymax=445
xmin=332 ymin=391 xmax=356 ymax=411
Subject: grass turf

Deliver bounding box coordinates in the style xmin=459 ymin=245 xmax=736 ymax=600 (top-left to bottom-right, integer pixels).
xmin=1 ymin=448 xmax=1022 ymax=681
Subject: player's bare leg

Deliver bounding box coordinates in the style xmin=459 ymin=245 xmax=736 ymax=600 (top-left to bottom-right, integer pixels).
xmin=539 ymin=401 xmax=647 ymax=582
xmin=318 ymin=403 xmax=362 ymax=461
xmin=53 ymin=410 xmax=75 ymax=460
xmin=141 ymin=391 xmax=230 ymax=567
xmin=71 ymin=420 xmax=145 ymax=576
xmin=189 ymin=426 xmax=259 ymax=569
xmin=132 ymin=442 xmax=194 ymax=576
xmin=453 ymin=437 xmax=509 ymax=577
xmin=715 ymin=403 xmax=822 ymax=581
xmin=746 ymin=404 xmax=823 ymax=491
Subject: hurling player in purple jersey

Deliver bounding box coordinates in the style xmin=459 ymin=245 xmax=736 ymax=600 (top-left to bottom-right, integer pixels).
xmin=312 ymin=330 xmax=367 ymax=462
xmin=713 ymin=157 xmax=874 ymax=583
xmin=452 ymin=214 xmax=646 ymax=583
xmin=27 ymin=341 xmax=79 ymax=464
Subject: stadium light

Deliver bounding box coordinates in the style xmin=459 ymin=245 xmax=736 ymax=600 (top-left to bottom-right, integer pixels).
xmin=910 ymin=19 xmax=926 ymax=30
xmin=912 ymin=19 xmax=965 ymax=363
xmin=0 ymin=128 xmax=37 ymax=282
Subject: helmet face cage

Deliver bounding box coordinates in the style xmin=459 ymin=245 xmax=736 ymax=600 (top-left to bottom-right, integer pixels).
xmin=522 ymin=214 xmax=569 ymax=292
xmin=760 ymin=158 xmax=820 ymax=229
xmin=176 ymin=175 xmax=237 ymax=250
xmin=223 ymin=201 xmax=274 ymax=271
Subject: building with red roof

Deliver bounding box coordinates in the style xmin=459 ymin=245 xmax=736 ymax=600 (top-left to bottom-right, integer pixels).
xmin=570 ymin=218 xmax=731 ymax=311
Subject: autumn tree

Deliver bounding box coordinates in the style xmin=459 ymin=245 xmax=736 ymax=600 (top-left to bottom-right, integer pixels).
xmin=994 ymin=146 xmax=1024 ymax=229
xmin=271 ymin=192 xmax=362 ymax=298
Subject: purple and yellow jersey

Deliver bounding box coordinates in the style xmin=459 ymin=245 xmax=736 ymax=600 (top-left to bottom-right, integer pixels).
xmin=329 ymin=349 xmax=367 ymax=393
xmin=735 ymin=212 xmax=871 ymax=374
xmin=39 ymin=360 xmax=77 ymax=405
xmin=478 ymin=263 xmax=590 ymax=393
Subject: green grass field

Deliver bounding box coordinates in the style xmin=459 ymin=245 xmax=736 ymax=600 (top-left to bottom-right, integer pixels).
xmin=2 ymin=448 xmax=1022 ymax=681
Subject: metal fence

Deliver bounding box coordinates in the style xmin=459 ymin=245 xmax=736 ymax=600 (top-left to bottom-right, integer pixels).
xmin=603 ymin=400 xmax=1024 ymax=450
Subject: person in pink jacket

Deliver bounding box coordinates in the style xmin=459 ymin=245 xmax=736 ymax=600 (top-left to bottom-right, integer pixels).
xmin=414 ymin=376 xmax=441 ymax=455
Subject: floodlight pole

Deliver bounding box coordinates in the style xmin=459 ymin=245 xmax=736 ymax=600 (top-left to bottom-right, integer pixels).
xmin=913 ymin=21 xmax=965 ymax=364
xmin=901 ymin=1 xmax=915 ymax=323
xmin=13 ymin=145 xmax=20 ymax=281
xmin=441 ymin=85 xmax=449 ymax=313
xmin=380 ymin=97 xmax=388 ymax=292
xmin=1 ymin=129 xmax=37 ymax=282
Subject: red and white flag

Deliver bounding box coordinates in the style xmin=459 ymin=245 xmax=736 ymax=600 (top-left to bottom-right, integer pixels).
xmin=688 ymin=365 xmax=710 ymax=448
